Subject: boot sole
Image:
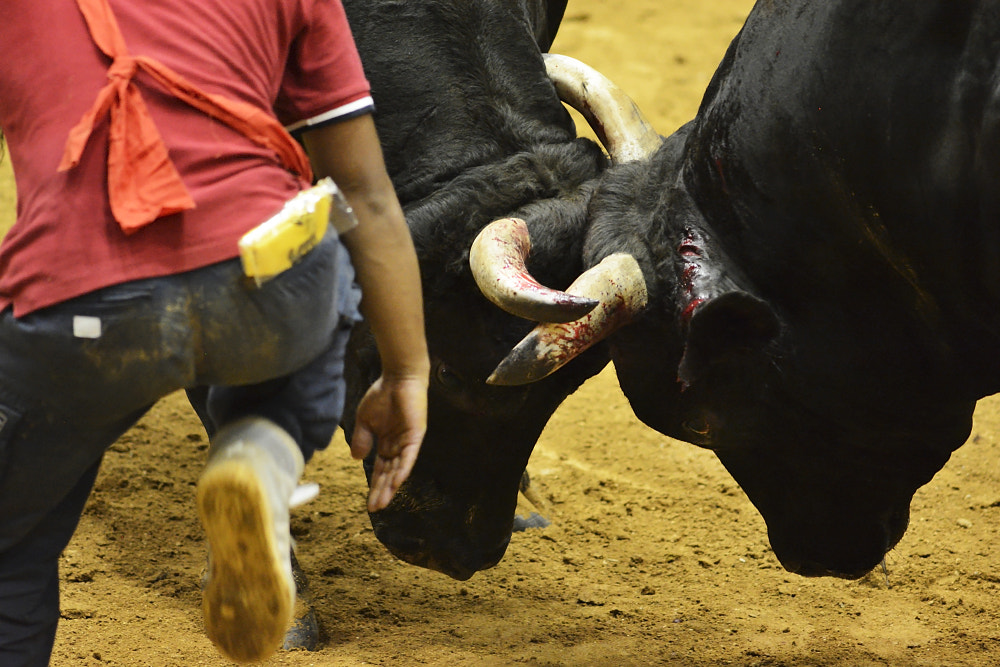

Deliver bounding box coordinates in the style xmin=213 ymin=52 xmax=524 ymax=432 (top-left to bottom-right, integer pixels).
xmin=197 ymin=458 xmax=292 ymax=663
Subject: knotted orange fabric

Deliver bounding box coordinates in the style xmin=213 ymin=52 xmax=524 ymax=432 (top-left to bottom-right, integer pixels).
xmin=59 ymin=0 xmax=314 ymax=234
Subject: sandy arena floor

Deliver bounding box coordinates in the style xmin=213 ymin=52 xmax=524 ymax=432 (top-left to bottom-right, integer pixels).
xmin=3 ymin=1 xmax=1000 ymax=665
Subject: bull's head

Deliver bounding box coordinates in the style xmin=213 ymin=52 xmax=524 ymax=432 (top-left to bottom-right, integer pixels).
xmin=482 ymin=115 xmax=974 ymax=580
xmin=341 ymin=304 xmax=609 ymax=580
xmin=603 ymin=250 xmax=972 ymax=579
xmin=340 ymin=51 xmax=661 ymax=580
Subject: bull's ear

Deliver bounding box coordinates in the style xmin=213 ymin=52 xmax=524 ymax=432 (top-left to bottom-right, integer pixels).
xmin=539 ymin=0 xmax=568 ymax=51
xmin=677 ymin=292 xmax=780 ymax=386
xmin=520 ymin=0 xmax=568 ymax=52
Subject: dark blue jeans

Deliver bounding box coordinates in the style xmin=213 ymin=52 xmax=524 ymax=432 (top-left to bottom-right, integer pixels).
xmin=0 ymin=232 xmax=360 ymax=665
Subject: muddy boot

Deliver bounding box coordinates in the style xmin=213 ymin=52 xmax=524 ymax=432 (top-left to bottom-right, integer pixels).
xmin=199 ymin=549 xmax=321 ymax=654
xmin=282 ymin=550 xmax=320 ymax=652
xmin=197 ymin=416 xmax=306 ymax=663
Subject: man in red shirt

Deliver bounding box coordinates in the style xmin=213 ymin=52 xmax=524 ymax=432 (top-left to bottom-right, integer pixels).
xmin=0 ymin=0 xmax=429 ymax=663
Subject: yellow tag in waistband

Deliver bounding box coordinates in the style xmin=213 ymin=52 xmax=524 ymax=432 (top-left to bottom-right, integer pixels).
xmin=238 ymin=177 xmax=358 ymax=286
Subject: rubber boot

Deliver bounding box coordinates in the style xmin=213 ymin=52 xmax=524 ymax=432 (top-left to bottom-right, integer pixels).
xmin=197 ymin=417 xmax=303 ymax=663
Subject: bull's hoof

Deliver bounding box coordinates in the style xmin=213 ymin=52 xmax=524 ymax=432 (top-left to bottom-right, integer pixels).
xmin=513 ymin=511 xmax=551 ymax=531
xmin=282 ymin=599 xmax=319 ymax=652
xmin=515 ymin=471 xmax=551 ymax=531
xmin=281 ymin=549 xmax=320 ymax=651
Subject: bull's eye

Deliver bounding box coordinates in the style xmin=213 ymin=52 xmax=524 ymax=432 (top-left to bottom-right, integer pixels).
xmin=434 ymin=362 xmax=463 ymax=390
xmin=683 ymin=417 xmax=712 ymax=439
xmin=684 ymin=419 xmax=709 ymax=435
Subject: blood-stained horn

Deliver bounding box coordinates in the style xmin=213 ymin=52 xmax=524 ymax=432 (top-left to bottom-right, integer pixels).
xmin=468 ymin=54 xmax=658 ymax=384
xmin=470 ymin=219 xmax=649 ymax=384
xmin=542 ymin=53 xmax=662 ymax=163
xmin=469 ymin=218 xmax=599 ymax=323
xmin=486 ymin=252 xmax=648 ymax=385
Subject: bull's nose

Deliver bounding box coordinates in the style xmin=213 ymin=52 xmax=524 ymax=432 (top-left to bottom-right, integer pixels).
xmin=779 ymin=556 xmax=871 ymax=580
xmin=771 ymin=535 xmax=889 ymax=580
xmin=372 ymin=526 xmax=510 ymax=581
xmin=766 ymin=514 xmax=903 ymax=581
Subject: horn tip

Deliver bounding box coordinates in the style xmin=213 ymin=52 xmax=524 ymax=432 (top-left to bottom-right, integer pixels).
xmin=487 ymin=344 xmax=561 ymax=386
xmin=486 ymin=369 xmax=529 ymax=386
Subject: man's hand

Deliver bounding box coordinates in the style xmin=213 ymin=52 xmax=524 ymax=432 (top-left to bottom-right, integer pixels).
xmin=349 ymin=374 xmax=428 ymax=512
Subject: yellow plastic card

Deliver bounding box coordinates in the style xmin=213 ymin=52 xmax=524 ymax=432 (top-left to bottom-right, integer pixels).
xmin=238 ymin=177 xmax=357 ymax=286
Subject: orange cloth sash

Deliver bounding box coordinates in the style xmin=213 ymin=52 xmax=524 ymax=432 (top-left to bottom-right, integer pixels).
xmin=59 ymin=0 xmax=314 ymax=233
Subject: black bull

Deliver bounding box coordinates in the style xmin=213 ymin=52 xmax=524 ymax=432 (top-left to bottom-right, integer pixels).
xmin=345 ymin=0 xmax=1000 ymax=580
xmin=339 ymin=0 xmax=621 ymax=580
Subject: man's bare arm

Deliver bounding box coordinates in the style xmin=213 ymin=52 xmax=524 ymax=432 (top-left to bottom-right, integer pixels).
xmin=302 ymin=115 xmax=429 ymax=511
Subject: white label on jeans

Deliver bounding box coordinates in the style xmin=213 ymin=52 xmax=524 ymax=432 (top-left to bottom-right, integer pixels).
xmin=73 ymin=315 xmax=102 ymax=339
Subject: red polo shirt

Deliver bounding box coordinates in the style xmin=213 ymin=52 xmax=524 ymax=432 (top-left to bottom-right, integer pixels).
xmin=0 ymin=0 xmax=373 ymax=316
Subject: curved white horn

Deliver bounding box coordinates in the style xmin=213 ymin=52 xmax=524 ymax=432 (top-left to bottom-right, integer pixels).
xmin=487 ymin=253 xmax=649 ymax=385
xmin=470 ymin=217 xmax=599 ymax=323
xmin=544 ymin=53 xmax=663 ymax=163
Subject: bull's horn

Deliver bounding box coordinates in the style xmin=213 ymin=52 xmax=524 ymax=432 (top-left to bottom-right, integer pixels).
xmin=543 ymin=53 xmax=662 ymax=163
xmin=470 ymin=217 xmax=599 ymax=323
xmin=487 ymin=253 xmax=649 ymax=385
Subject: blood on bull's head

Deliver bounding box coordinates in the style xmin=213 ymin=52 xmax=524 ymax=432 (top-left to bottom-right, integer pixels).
xmin=484 ymin=105 xmax=973 ymax=580
xmin=480 ymin=191 xmax=963 ymax=579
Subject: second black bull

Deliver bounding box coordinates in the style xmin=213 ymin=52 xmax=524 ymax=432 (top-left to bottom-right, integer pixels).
xmin=475 ymin=0 xmax=1000 ymax=579
xmin=339 ymin=0 xmax=659 ymax=579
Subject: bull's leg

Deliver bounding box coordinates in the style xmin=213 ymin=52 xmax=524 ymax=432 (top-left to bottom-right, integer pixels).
xmin=283 ymin=549 xmax=320 ymax=651
xmin=513 ymin=470 xmax=552 ymax=531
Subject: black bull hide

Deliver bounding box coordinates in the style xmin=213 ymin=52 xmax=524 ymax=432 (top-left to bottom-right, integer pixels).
xmin=580 ymin=0 xmax=999 ymax=577
xmin=343 ymin=0 xmax=1000 ymax=581
xmin=339 ymin=0 xmax=612 ymax=580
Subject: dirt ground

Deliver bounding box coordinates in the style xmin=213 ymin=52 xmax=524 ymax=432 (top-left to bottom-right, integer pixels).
xmin=4 ymin=0 xmax=1000 ymax=665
